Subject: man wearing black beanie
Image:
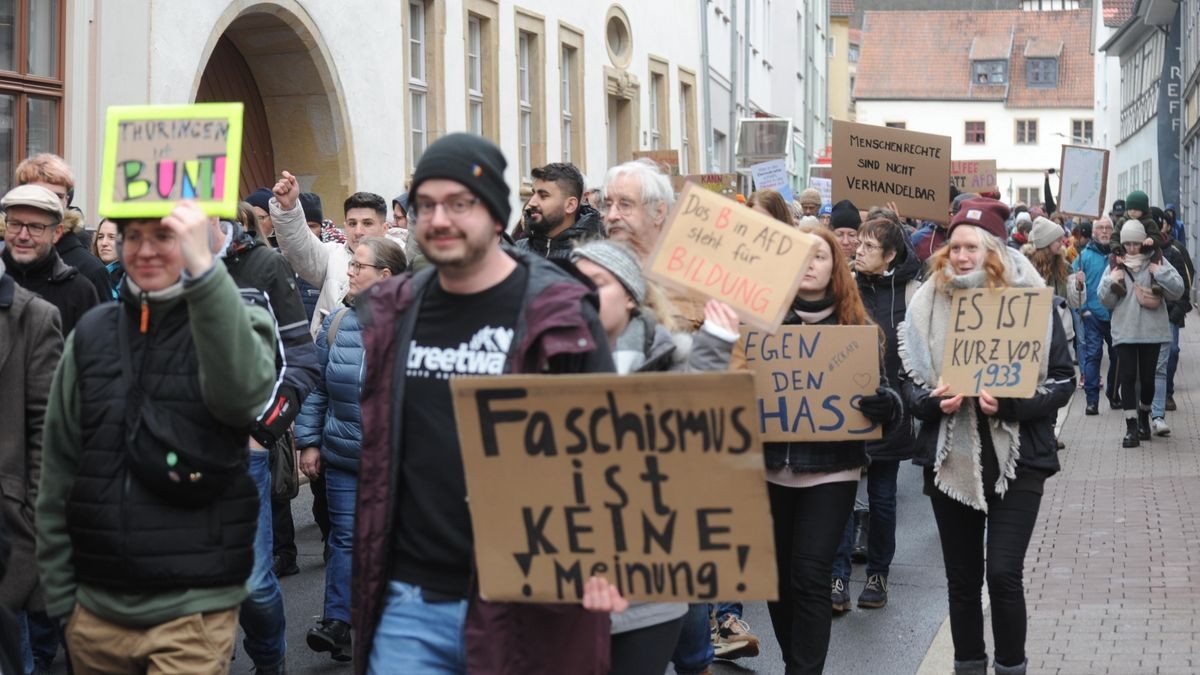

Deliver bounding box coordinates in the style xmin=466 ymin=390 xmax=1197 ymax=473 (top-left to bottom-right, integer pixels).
xmin=829 ymin=199 xmax=863 ymax=260
xmin=349 ymin=133 xmax=615 ymax=673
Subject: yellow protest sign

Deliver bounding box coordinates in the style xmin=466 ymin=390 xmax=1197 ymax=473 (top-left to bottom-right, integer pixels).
xmin=741 ymin=325 xmax=883 ymax=442
xmin=833 ymin=120 xmax=951 ymax=223
xmin=646 ymin=183 xmax=818 ymax=333
xmin=451 ymin=372 xmax=777 ymax=603
xmin=670 ymin=173 xmax=739 ymax=197
xmin=939 ymin=288 xmax=1054 ymax=398
xmin=98 ymin=103 xmax=244 ymax=218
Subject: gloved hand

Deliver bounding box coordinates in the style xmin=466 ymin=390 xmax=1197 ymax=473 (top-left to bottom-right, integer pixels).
xmin=251 ymin=386 xmax=300 ymax=447
xmin=856 ymin=387 xmax=896 ymax=424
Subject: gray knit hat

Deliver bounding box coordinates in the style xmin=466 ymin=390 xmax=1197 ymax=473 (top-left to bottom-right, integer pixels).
xmin=1029 ymin=216 xmax=1063 ymax=250
xmin=571 ymin=240 xmax=646 ymax=304
xmin=1120 ymin=219 xmax=1147 ymax=244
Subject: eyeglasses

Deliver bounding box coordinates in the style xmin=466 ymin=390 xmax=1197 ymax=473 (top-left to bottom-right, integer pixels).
xmin=5 ymin=219 xmax=58 ymax=237
xmin=412 ymin=195 xmax=480 ymax=222
xmin=349 ymin=261 xmax=384 ymax=273
xmin=122 ymin=230 xmax=177 ymax=253
xmin=856 ymin=240 xmax=882 ymax=253
xmin=601 ymin=197 xmax=643 ymax=216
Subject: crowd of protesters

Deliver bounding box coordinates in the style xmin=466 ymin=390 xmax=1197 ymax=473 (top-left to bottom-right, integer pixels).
xmin=0 ymin=139 xmax=1191 ymax=675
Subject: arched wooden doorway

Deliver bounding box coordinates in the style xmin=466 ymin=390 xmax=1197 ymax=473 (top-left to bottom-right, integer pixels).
xmin=197 ymin=35 xmax=275 ymax=199
xmin=194 ymin=6 xmax=353 ymax=213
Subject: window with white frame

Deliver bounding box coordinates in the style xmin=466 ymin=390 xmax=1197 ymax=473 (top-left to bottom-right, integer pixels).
xmin=679 ymin=83 xmax=691 ymax=174
xmin=1143 ymin=159 xmax=1153 ymax=192
xmin=1018 ymin=186 xmax=1040 ymax=206
xmin=561 ymin=45 xmax=573 ymax=163
xmin=649 ymin=73 xmax=662 ymax=150
xmin=467 ymin=16 xmax=484 ymax=135
xmin=409 ymin=1 xmax=428 ymax=167
xmin=518 ymin=31 xmax=533 ymax=176
xmin=1130 ymin=163 xmax=1141 ymax=193
xmin=1071 ymin=118 xmax=1093 ymax=145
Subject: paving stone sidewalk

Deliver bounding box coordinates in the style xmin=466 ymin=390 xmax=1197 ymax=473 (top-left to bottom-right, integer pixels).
xmin=1022 ymin=321 xmax=1200 ymax=674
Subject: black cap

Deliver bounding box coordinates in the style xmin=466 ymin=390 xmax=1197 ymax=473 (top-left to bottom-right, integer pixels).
xmin=299 ymin=192 xmax=323 ymax=224
xmin=1111 ymin=199 xmax=1126 ymax=217
xmin=410 ymin=133 xmax=510 ymax=226
xmin=830 ymin=199 xmax=861 ymax=231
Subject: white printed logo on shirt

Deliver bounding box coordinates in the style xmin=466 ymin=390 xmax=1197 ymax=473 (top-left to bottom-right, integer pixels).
xmin=407 ymin=326 xmax=515 ymax=379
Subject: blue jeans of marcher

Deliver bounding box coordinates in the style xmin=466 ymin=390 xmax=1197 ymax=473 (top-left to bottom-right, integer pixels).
xmin=671 ymin=603 xmax=714 ymax=674
xmin=833 ymin=460 xmax=900 ymax=580
xmin=1167 ymin=327 xmax=1181 ymax=397
xmin=18 ymin=610 xmax=59 ymax=673
xmin=240 ymin=449 xmax=287 ymax=668
xmin=715 ymin=601 xmax=743 ymax=621
xmin=1152 ymin=324 xmax=1180 ymax=418
xmin=324 ymin=465 xmax=357 ymax=624
xmin=368 ymin=581 xmax=468 ymax=675
xmin=1081 ymin=313 xmax=1118 ymax=404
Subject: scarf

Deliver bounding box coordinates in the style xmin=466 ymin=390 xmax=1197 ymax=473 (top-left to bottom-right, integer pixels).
xmin=898 ymin=250 xmax=1052 ymax=512
xmin=787 ymin=293 xmax=836 ymax=324
xmin=1123 ymin=252 xmax=1146 ymax=274
xmin=613 ymin=313 xmax=648 ymax=374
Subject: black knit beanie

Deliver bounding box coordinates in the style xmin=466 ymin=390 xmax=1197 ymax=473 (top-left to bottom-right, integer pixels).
xmin=830 ymin=199 xmax=861 ymax=231
xmin=410 ymin=133 xmax=510 ymax=227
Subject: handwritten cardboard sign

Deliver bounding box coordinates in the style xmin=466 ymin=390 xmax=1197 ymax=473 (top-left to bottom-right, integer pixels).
xmin=741 ymin=326 xmax=883 ymax=442
xmin=1058 ymin=145 xmax=1109 ymax=219
xmin=951 ymin=159 xmax=999 ymax=194
xmin=633 ymin=149 xmax=681 ymax=176
xmin=670 ymin=173 xmax=739 ymax=197
xmin=646 ymin=182 xmax=819 ymax=332
xmin=832 ymin=119 xmax=951 ymax=223
xmin=98 ymin=103 xmax=244 ymax=219
xmin=939 ymin=288 xmax=1054 ymax=398
xmin=451 ymin=372 xmax=777 ymax=603
xmin=809 ymin=177 xmax=832 ymax=206
xmin=750 ymin=158 xmax=794 ymax=201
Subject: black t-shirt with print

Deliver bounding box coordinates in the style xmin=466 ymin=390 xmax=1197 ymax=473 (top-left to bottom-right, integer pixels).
xmin=391 ymin=265 xmax=528 ymax=598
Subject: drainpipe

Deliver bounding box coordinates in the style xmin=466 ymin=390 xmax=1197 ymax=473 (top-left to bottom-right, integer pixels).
xmin=700 ymin=0 xmax=712 ymax=172
xmin=729 ymin=0 xmax=738 ymax=171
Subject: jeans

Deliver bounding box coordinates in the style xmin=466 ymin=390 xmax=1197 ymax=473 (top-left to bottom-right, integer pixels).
xmin=324 ymin=465 xmax=358 ymax=624
xmin=240 ymin=450 xmax=287 ymax=668
xmin=1117 ymin=343 xmax=1159 ymax=415
xmin=767 ymin=480 xmax=858 ymax=675
xmin=1167 ymin=325 xmax=1181 ymax=397
xmin=929 ymin=483 xmax=1042 ymax=669
xmin=715 ymin=602 xmax=743 ymax=621
xmin=833 ymin=460 xmax=900 ymax=580
xmin=368 ymin=581 xmax=468 ymax=675
xmin=1152 ymin=324 xmax=1180 ymax=418
xmin=18 ymin=610 xmax=58 ymax=673
xmin=1081 ymin=313 xmax=1118 ymax=405
xmin=670 ymin=603 xmax=714 ymax=674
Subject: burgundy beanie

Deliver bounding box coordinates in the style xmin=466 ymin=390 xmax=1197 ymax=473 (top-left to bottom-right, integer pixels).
xmin=947 ymin=197 xmax=1010 ymax=242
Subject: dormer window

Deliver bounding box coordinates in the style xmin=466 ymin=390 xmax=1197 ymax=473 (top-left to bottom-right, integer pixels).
xmin=972 ymin=60 xmax=1008 ymax=84
xmin=1027 ymin=58 xmax=1058 ymax=87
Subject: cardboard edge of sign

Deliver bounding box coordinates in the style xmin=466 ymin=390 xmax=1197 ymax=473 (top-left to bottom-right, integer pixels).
xmin=643 ymin=182 xmax=815 ymax=334
xmin=97 ymin=102 xmax=245 ymax=220
xmin=937 ymin=287 xmax=1054 ymax=399
xmin=1056 ymin=144 xmax=1109 ymax=220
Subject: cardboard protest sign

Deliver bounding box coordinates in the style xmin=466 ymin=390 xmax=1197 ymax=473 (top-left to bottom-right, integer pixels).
xmin=633 ymin=149 xmax=681 ymax=176
xmin=950 ymin=159 xmax=999 ymax=194
xmin=832 ymin=119 xmax=951 ymax=223
xmin=741 ymin=326 xmax=883 ymax=442
xmin=750 ymin=158 xmax=794 ymax=201
xmin=670 ymin=173 xmax=739 ymax=197
xmin=451 ymin=372 xmax=777 ymax=603
xmin=809 ymin=177 xmax=832 ymax=205
xmin=939 ymin=288 xmax=1054 ymax=398
xmin=646 ymin=182 xmax=819 ymax=332
xmin=99 ymin=103 xmax=244 ymax=219
xmin=1058 ymin=145 xmax=1109 ymax=219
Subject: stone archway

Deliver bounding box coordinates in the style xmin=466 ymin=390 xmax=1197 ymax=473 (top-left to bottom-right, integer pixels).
xmin=195 ymin=2 xmax=353 ymax=212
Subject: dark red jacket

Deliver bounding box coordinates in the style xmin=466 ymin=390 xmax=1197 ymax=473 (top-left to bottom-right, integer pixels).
xmin=352 ymin=249 xmax=615 ymax=673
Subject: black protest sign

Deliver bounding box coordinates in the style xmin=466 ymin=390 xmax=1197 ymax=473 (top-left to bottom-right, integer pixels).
xmin=940 ymin=288 xmax=1053 ymax=398
xmin=450 ymin=373 xmax=777 ymax=603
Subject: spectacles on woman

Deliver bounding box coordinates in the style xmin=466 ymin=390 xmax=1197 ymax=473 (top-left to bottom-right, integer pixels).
xmin=349 ymin=261 xmax=385 ymax=273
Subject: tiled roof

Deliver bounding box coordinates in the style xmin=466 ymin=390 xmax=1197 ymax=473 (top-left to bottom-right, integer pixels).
xmin=854 ymin=9 xmax=1093 ymax=109
xmin=831 ymin=0 xmax=855 ymax=18
xmin=850 ymin=28 xmax=862 ymax=45
xmin=1104 ymin=0 xmax=1134 ymax=28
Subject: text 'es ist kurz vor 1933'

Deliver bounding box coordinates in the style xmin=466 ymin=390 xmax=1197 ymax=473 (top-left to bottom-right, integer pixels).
xmin=646 ymin=182 xmax=819 ymax=333
xmin=450 ymin=372 xmax=777 ymax=603
xmin=939 ymin=287 xmax=1053 ymax=398
xmin=740 ymin=325 xmax=883 ymax=442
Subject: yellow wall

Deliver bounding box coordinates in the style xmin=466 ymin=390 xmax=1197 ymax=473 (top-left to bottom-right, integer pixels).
xmin=828 ymin=16 xmax=853 ymax=123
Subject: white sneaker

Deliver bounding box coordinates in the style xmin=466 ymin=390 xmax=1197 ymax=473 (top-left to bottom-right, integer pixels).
xmin=1152 ymin=417 xmax=1171 ymax=437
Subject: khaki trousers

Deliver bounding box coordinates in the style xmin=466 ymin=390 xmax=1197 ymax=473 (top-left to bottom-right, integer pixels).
xmin=64 ymin=603 xmax=238 ymax=675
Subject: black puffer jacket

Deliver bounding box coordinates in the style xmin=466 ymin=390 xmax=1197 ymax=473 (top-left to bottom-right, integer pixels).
xmin=55 ymin=230 xmax=112 ymax=301
xmin=855 ymin=243 xmax=921 ymax=461
xmin=514 ymin=203 xmax=604 ymax=260
xmin=1 ymin=248 xmax=98 ymax=336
